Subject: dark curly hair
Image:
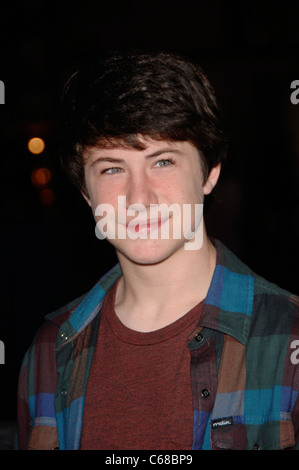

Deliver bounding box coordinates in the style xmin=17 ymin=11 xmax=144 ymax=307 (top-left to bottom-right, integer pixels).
xmin=60 ymin=51 xmax=228 ymax=193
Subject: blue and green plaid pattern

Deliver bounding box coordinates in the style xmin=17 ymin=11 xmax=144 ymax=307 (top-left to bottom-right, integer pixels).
xmin=17 ymin=239 xmax=299 ymax=449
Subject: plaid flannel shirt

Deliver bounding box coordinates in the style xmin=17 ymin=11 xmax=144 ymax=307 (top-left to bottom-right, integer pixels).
xmin=17 ymin=239 xmax=299 ymax=450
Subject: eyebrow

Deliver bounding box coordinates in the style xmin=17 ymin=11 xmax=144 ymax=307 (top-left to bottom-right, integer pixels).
xmin=88 ymin=148 xmax=182 ymax=167
xmin=90 ymin=156 xmax=125 ymax=166
xmin=145 ymin=148 xmax=183 ymax=159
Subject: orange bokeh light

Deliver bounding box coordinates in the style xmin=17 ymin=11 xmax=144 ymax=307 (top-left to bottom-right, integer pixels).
xmin=28 ymin=137 xmax=45 ymax=155
xmin=31 ymin=168 xmax=52 ymax=188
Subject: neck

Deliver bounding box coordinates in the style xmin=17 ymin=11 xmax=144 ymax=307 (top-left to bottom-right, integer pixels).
xmin=114 ymin=228 xmax=216 ymax=332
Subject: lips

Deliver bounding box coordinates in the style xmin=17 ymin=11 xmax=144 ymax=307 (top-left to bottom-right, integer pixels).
xmin=119 ymin=217 xmax=170 ymax=235
xmin=132 ymin=218 xmax=166 ymax=232
xmin=133 ymin=220 xmax=161 ymax=233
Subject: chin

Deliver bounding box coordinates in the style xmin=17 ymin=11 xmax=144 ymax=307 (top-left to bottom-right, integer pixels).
xmin=112 ymin=238 xmax=185 ymax=266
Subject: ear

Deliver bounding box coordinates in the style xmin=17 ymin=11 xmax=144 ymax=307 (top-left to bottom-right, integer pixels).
xmin=203 ymin=163 xmax=221 ymax=195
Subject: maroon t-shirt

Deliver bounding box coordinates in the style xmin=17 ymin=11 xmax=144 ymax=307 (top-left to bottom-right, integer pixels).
xmin=80 ymin=282 xmax=204 ymax=450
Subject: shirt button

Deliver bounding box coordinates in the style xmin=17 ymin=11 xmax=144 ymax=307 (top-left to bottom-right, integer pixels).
xmin=195 ymin=333 xmax=204 ymax=342
xmin=201 ymin=388 xmax=210 ymax=398
xmin=252 ymin=443 xmax=260 ymax=450
xmin=61 ymin=388 xmax=68 ymax=397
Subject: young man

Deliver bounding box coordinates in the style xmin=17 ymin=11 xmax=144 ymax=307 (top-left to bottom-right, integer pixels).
xmin=17 ymin=51 xmax=299 ymax=450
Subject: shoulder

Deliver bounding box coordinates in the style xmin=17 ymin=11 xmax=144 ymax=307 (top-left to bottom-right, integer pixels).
xmin=28 ymin=292 xmax=88 ymax=357
xmin=253 ymin=273 xmax=299 ymax=313
xmin=19 ymin=292 xmax=89 ymax=399
xmin=250 ymin=271 xmax=299 ymax=337
xmin=215 ymin=238 xmax=299 ymax=333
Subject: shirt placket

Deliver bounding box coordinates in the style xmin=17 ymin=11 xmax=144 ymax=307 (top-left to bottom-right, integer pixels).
xmin=188 ymin=327 xmax=219 ymax=450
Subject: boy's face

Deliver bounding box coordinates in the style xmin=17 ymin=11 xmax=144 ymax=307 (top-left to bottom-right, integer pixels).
xmin=83 ymin=139 xmax=220 ymax=265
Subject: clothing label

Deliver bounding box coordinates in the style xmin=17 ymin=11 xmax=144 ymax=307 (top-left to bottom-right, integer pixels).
xmin=211 ymin=417 xmax=234 ymax=429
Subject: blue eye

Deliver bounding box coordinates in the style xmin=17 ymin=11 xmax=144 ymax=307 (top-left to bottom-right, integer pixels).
xmin=155 ymin=159 xmax=173 ymax=167
xmin=102 ymin=167 xmax=123 ymax=174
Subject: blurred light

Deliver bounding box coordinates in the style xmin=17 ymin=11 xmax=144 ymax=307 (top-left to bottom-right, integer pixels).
xmin=39 ymin=188 xmax=55 ymax=205
xmin=31 ymin=168 xmax=52 ymax=187
xmin=28 ymin=137 xmax=45 ymax=154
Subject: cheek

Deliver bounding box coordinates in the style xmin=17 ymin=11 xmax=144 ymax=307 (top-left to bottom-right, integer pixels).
xmin=86 ymin=176 xmax=118 ymax=208
xmin=165 ymin=165 xmax=204 ymax=203
xmin=187 ymin=172 xmax=205 ymax=203
xmin=175 ymin=179 xmax=204 ymax=205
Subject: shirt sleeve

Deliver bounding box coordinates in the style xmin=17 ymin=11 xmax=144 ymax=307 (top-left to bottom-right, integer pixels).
xmin=16 ymin=320 xmax=59 ymax=449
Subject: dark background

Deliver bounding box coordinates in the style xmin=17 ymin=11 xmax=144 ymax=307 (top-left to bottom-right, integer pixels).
xmin=0 ymin=0 xmax=298 ymax=447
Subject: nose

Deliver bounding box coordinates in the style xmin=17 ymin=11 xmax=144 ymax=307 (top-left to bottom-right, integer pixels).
xmin=126 ymin=170 xmax=158 ymax=210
